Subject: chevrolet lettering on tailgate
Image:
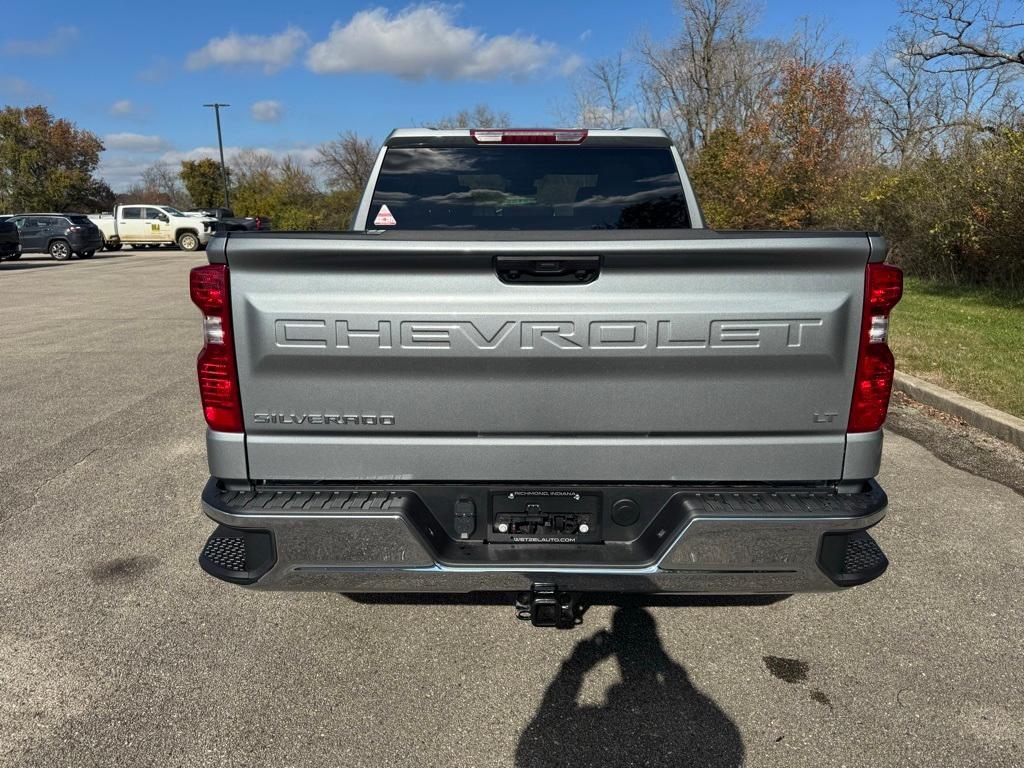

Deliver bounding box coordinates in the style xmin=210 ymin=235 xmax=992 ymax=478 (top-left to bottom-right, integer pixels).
xmin=273 ymin=317 xmax=826 ymax=353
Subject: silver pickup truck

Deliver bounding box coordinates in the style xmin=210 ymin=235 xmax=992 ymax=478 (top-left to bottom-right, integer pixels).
xmin=192 ymin=128 xmax=902 ymax=627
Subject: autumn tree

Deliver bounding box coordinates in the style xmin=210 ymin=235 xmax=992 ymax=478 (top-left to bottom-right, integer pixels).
xmin=231 ymin=155 xmax=279 ymax=221
xmin=73 ymin=179 xmax=116 ymax=213
xmin=692 ymin=61 xmax=869 ymax=228
xmin=861 ymin=127 xmax=1024 ymax=289
xmin=0 ymin=105 xmax=109 ymax=211
xmin=230 ymin=152 xmax=360 ymax=230
xmin=180 ymin=158 xmax=227 ymax=208
xmin=599 ymin=0 xmax=1023 ymax=288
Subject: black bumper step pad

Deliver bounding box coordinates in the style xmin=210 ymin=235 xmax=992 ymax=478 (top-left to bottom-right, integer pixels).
xmin=198 ymin=524 xmax=276 ymax=585
xmin=201 ymin=536 xmax=246 ymax=572
xmin=215 ymin=483 xmax=885 ymax=519
xmin=218 ymin=489 xmax=401 ymax=513
xmin=819 ymin=529 xmax=888 ymax=587
xmin=681 ymin=483 xmax=885 ymax=517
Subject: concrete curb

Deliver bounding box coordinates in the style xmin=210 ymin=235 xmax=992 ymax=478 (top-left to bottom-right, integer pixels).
xmin=893 ymin=370 xmax=1024 ymax=450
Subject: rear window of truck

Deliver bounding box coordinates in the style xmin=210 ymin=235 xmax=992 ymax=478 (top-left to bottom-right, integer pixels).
xmin=366 ymin=146 xmax=691 ymax=230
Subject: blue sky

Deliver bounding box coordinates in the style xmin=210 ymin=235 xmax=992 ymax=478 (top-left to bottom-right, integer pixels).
xmin=0 ymin=0 xmax=903 ymax=189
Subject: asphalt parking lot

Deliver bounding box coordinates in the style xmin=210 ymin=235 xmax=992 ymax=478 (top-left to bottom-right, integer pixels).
xmin=1 ymin=251 xmax=1022 ymax=768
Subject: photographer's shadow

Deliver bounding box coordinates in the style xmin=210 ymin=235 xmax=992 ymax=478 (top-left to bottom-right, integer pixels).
xmin=515 ymin=607 xmax=744 ymax=767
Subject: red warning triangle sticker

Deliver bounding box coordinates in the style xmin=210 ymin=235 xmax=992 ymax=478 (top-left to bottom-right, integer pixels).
xmin=374 ymin=204 xmax=397 ymax=226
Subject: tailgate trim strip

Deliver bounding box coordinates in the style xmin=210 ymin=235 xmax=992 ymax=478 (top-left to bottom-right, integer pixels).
xmin=245 ymin=434 xmax=847 ymax=483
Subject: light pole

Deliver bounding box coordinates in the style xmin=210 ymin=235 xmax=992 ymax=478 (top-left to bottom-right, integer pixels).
xmin=203 ymin=103 xmax=231 ymax=209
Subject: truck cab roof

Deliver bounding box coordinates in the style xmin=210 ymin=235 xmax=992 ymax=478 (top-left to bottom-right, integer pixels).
xmin=384 ymin=127 xmax=672 ymax=146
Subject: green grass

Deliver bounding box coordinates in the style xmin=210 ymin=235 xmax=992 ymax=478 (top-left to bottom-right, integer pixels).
xmin=889 ymin=279 xmax=1024 ymax=418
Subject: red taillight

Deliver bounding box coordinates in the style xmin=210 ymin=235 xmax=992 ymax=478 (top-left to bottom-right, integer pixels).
xmin=470 ymin=129 xmax=588 ymax=144
xmin=190 ymin=265 xmax=243 ymax=432
xmin=190 ymin=265 xmax=227 ymax=312
xmin=849 ymin=263 xmax=903 ymax=432
xmin=867 ymin=263 xmax=903 ymax=312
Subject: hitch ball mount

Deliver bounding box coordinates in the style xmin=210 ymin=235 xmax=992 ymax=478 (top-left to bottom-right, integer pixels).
xmin=515 ymin=584 xmax=584 ymax=628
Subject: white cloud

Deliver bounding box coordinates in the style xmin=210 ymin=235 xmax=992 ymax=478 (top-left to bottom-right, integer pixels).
xmin=96 ymin=154 xmax=159 ymax=190
xmin=0 ymin=76 xmax=33 ymax=95
xmin=306 ymin=5 xmax=579 ymax=80
xmin=0 ymin=76 xmax=51 ymax=103
xmin=579 ymin=29 xmax=592 ymax=42
xmin=109 ymin=99 xmax=136 ymax=117
xmin=250 ymin=100 xmax=283 ymax=122
xmin=136 ymin=58 xmax=171 ymax=83
xmin=103 ymin=132 xmax=171 ymax=152
xmin=186 ymin=27 xmax=308 ymax=74
xmin=2 ymin=26 xmax=78 ymax=56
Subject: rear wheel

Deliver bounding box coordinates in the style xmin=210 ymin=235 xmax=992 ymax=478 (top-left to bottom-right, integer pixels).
xmin=49 ymin=240 xmax=72 ymax=260
xmin=104 ymin=241 xmax=122 ymax=251
xmin=177 ymin=232 xmax=200 ymax=251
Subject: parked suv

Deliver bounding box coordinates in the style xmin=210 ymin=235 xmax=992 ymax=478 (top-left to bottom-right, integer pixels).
xmin=8 ymin=214 xmax=104 ymax=260
xmin=0 ymin=216 xmax=22 ymax=261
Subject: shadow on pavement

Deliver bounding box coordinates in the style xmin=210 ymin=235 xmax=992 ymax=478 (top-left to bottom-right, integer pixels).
xmin=515 ymin=607 xmax=745 ymax=768
xmin=0 ymin=258 xmax=67 ymax=271
xmin=1 ymin=253 xmax=137 ymax=271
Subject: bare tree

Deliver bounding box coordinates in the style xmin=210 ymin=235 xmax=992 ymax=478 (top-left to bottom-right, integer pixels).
xmin=560 ymin=53 xmax=635 ymax=127
xmin=230 ymin=149 xmax=279 ymax=188
xmin=787 ymin=16 xmax=849 ymax=68
xmin=869 ymin=40 xmax=950 ymax=162
xmin=425 ymin=104 xmax=512 ymax=129
xmin=126 ymin=161 xmax=190 ymax=207
xmin=871 ymin=0 xmax=1024 ymax=159
xmin=903 ymin=0 xmax=1024 ymax=71
xmin=903 ymin=0 xmax=1023 ymax=131
xmin=637 ymin=0 xmax=781 ymax=154
xmin=314 ymin=131 xmax=377 ymax=192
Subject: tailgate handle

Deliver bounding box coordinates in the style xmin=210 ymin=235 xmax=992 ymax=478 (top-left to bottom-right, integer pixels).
xmin=494 ymin=256 xmax=600 ymax=284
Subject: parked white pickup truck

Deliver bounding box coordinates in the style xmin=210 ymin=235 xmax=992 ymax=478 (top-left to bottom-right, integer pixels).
xmin=90 ymin=204 xmax=215 ymax=251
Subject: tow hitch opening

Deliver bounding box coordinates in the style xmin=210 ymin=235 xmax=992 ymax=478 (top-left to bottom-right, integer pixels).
xmin=515 ymin=584 xmax=585 ymax=628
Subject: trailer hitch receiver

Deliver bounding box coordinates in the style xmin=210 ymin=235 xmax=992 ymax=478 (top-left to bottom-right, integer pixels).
xmin=515 ymin=584 xmax=583 ymax=628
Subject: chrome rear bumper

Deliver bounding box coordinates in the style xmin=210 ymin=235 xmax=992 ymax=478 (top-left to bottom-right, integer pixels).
xmin=200 ymin=479 xmax=888 ymax=594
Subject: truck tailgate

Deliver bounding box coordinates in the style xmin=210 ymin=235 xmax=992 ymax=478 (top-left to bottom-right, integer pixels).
xmin=222 ymin=232 xmax=874 ymax=482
